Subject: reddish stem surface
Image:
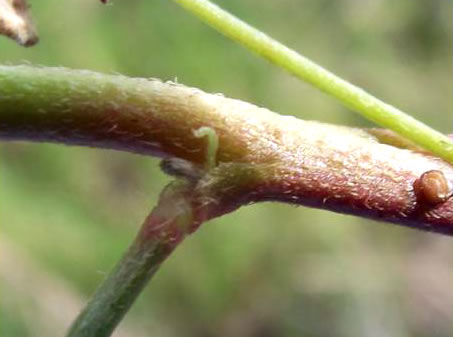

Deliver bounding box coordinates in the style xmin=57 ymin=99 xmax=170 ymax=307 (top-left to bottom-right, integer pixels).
xmin=1 ymin=66 xmax=453 ymax=236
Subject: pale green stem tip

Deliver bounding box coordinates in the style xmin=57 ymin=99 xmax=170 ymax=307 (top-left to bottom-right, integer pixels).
xmin=194 ymin=126 xmax=219 ymax=170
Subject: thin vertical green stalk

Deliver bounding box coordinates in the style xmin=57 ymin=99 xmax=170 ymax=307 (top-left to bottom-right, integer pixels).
xmin=171 ymin=0 xmax=453 ymax=163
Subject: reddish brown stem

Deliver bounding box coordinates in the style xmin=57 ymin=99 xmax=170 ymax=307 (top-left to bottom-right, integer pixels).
xmin=1 ymin=65 xmax=453 ymax=236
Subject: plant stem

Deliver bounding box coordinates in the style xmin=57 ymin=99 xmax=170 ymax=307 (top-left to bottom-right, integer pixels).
xmin=171 ymin=0 xmax=453 ymax=164
xmin=2 ymin=65 xmax=453 ymax=235
xmin=66 ymin=181 xmax=196 ymax=337
xmin=66 ymin=239 xmax=162 ymax=337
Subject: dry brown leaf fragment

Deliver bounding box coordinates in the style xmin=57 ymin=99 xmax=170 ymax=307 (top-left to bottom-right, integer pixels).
xmin=0 ymin=0 xmax=38 ymax=46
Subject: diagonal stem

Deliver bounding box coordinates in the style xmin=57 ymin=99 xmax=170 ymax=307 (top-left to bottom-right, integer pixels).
xmin=171 ymin=0 xmax=453 ymax=163
xmin=66 ymin=181 xmax=198 ymax=337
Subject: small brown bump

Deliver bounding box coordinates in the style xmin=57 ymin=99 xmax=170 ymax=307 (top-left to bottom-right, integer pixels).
xmin=414 ymin=170 xmax=450 ymax=205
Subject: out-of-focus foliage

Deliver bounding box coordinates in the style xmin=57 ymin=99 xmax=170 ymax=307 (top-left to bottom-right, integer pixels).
xmin=1 ymin=1 xmax=452 ymax=336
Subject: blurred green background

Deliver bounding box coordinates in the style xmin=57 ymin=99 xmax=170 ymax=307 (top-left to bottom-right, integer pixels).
xmin=1 ymin=0 xmax=452 ymax=336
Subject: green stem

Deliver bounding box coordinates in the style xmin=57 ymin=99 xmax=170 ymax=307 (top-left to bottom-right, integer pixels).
xmin=66 ymin=181 xmax=195 ymax=337
xmin=171 ymin=0 xmax=453 ymax=163
xmin=66 ymin=238 xmax=163 ymax=337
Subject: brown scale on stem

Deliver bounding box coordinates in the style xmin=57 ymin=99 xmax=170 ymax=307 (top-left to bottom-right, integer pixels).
xmin=414 ymin=170 xmax=451 ymax=205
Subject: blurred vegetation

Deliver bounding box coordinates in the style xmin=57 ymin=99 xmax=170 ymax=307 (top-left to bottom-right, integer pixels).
xmin=1 ymin=0 xmax=452 ymax=336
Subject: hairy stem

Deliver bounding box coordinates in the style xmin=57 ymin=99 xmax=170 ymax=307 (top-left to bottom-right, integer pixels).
xmin=66 ymin=239 xmax=163 ymax=337
xmin=171 ymin=0 xmax=453 ymax=164
xmin=1 ymin=65 xmax=453 ymax=235
xmin=66 ymin=181 xmax=198 ymax=337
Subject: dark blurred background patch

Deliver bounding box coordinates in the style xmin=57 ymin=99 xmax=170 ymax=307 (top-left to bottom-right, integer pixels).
xmin=1 ymin=1 xmax=452 ymax=336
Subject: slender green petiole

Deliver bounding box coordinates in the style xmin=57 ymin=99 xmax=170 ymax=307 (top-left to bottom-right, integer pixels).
xmin=194 ymin=126 xmax=219 ymax=170
xmin=67 ymin=181 xmax=195 ymax=337
xmin=172 ymin=0 xmax=453 ymax=164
